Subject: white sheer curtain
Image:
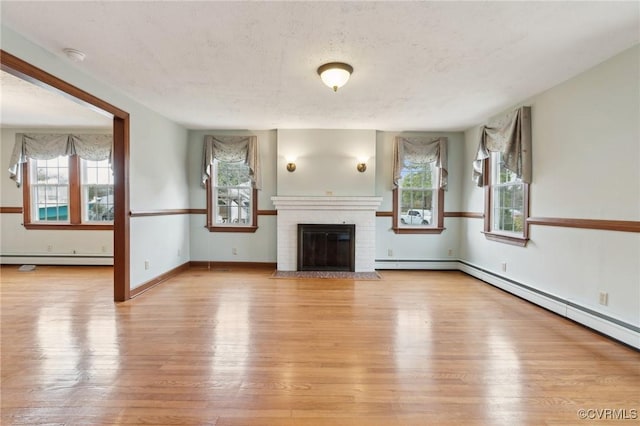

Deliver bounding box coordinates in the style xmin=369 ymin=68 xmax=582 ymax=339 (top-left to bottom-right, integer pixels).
xmin=8 ymin=133 xmax=113 ymax=186
xmin=201 ymin=135 xmax=260 ymax=189
xmin=473 ymin=106 xmax=532 ymax=186
xmin=393 ymin=136 xmax=448 ymax=190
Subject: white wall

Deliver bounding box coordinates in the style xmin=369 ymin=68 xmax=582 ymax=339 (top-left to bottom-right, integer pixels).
xmin=190 ymin=127 xmax=467 ymax=267
xmin=0 ymin=127 xmax=113 ymax=264
xmin=459 ymin=45 xmax=640 ymax=344
xmin=129 ymin=114 xmax=190 ymax=287
xmin=2 ymin=25 xmax=190 ymax=288
xmin=188 ymin=128 xmax=467 ymax=267
xmin=188 ymin=129 xmax=277 ymax=262
xmin=375 ymin=131 xmax=464 ymax=268
xmin=277 ymin=129 xmax=376 ymax=196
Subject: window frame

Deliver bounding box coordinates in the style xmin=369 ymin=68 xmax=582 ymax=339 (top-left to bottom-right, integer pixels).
xmin=205 ymin=160 xmax=258 ymax=233
xmin=392 ymin=161 xmax=445 ymax=234
xmin=22 ymin=155 xmax=113 ymax=231
xmin=482 ymin=155 xmax=530 ymax=246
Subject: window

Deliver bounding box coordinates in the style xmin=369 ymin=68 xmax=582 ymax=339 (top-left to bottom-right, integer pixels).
xmin=398 ymin=161 xmax=437 ymax=226
xmin=213 ymin=160 xmax=252 ymax=225
xmin=23 ymin=156 xmax=113 ymax=230
xmin=81 ymin=159 xmax=114 ymax=222
xmin=207 ymin=159 xmax=257 ymax=232
xmin=391 ymin=136 xmax=447 ymax=234
xmin=202 ymin=135 xmax=260 ymax=233
xmin=484 ymin=151 xmax=529 ymax=246
xmin=30 ymin=156 xmax=69 ymax=222
xmin=393 ymin=159 xmax=444 ymax=234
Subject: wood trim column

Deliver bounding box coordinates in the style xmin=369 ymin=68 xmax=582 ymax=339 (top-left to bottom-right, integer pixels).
xmin=69 ymin=155 xmax=81 ymax=224
xmin=22 ymin=162 xmax=32 ymax=225
xmin=113 ymin=115 xmax=130 ymax=302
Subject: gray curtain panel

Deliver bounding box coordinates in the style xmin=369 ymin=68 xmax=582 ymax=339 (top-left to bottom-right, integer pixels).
xmin=201 ymin=135 xmax=260 ymax=189
xmin=392 ymin=136 xmax=448 ymax=190
xmin=472 ymin=106 xmax=532 ymax=187
xmin=8 ymin=133 xmax=113 ymax=187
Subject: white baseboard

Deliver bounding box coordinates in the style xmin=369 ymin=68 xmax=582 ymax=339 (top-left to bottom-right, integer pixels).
xmin=458 ymin=260 xmax=639 ymax=350
xmin=1 ymin=255 xmax=113 ymax=266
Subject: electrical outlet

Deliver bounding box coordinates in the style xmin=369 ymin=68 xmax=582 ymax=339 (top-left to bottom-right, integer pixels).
xmin=101 ymin=245 xmax=107 ymax=253
xmin=501 ymin=262 xmax=507 ymax=272
xmin=177 ymin=249 xmax=181 ymax=257
xmin=599 ymin=292 xmax=608 ymax=306
xmin=47 ymin=245 xmax=53 ymax=252
xmin=232 ymin=248 xmax=238 ymax=255
xmin=387 ymin=249 xmax=393 ymax=257
xmin=144 ymin=260 xmax=150 ymax=270
xmin=448 ymin=249 xmax=453 ymax=257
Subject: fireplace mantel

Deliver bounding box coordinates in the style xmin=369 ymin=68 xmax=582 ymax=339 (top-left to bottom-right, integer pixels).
xmin=271 ymin=196 xmax=382 ymax=272
xmin=271 ymin=196 xmax=383 ymax=210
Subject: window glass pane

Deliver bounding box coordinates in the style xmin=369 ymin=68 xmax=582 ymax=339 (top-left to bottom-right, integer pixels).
xmin=31 ymin=157 xmax=70 ymax=222
xmin=490 ymin=151 xmax=525 ymax=235
xmin=492 ymin=182 xmax=524 ymax=234
xmin=238 ymin=187 xmax=251 ymax=224
xmin=398 ymin=160 xmax=436 ymax=227
xmin=82 ymin=159 xmax=113 ymax=185
xmin=213 ymin=160 xmax=252 ymax=226
xmin=33 ymin=185 xmax=69 ymax=222
xmin=492 ymin=151 xmax=519 ymax=185
xmin=81 ymin=158 xmax=114 ymax=222
xmin=36 ymin=167 xmax=48 ymax=183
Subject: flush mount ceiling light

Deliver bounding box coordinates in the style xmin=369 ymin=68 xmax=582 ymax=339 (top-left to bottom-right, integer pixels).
xmin=63 ymin=48 xmax=86 ymax=62
xmin=317 ymin=62 xmax=353 ymax=92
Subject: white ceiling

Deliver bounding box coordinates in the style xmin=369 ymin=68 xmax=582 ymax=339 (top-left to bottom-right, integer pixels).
xmin=1 ymin=1 xmax=638 ymax=131
xmin=0 ymin=70 xmax=112 ymax=128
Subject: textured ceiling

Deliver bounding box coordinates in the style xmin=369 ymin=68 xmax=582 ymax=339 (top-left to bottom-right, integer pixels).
xmin=1 ymin=1 xmax=639 ymax=131
xmin=0 ymin=70 xmax=112 ymax=128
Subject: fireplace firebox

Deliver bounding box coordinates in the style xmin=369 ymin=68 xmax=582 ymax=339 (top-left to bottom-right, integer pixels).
xmin=297 ymin=224 xmax=355 ymax=272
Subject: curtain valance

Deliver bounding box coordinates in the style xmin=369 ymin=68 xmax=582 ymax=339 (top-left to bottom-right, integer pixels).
xmin=201 ymin=135 xmax=260 ymax=189
xmin=472 ymin=106 xmax=532 ymax=187
xmin=393 ymin=136 xmax=448 ymax=190
xmin=8 ymin=133 xmax=113 ymax=187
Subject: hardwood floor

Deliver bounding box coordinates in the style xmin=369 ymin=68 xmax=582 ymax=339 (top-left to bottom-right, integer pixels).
xmin=1 ymin=265 xmax=638 ymax=425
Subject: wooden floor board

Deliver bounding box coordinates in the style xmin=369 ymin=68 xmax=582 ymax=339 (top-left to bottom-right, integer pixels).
xmin=1 ymin=265 xmax=638 ymax=425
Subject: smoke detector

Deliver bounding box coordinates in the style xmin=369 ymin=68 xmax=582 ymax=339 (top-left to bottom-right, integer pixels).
xmin=63 ymin=48 xmax=86 ymax=62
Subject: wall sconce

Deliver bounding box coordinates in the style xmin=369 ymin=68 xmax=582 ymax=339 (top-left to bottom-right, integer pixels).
xmin=286 ymin=162 xmax=296 ymax=172
xmin=357 ymin=162 xmax=367 ymax=173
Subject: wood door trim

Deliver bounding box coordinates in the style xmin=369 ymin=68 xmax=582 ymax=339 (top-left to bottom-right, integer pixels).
xmin=1 ymin=50 xmax=131 ymax=302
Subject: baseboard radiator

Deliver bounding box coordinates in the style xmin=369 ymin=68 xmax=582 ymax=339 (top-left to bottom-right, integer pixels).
xmin=0 ymin=254 xmax=113 ymax=266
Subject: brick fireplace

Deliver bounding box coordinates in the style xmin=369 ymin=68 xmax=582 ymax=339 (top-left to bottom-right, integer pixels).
xmin=271 ymin=196 xmax=382 ymax=272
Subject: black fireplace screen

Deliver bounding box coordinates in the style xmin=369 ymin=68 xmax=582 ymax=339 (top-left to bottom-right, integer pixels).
xmin=297 ymin=224 xmax=355 ymax=272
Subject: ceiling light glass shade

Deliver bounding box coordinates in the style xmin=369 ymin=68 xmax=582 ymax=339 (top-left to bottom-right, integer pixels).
xmin=317 ymin=62 xmax=353 ymax=92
